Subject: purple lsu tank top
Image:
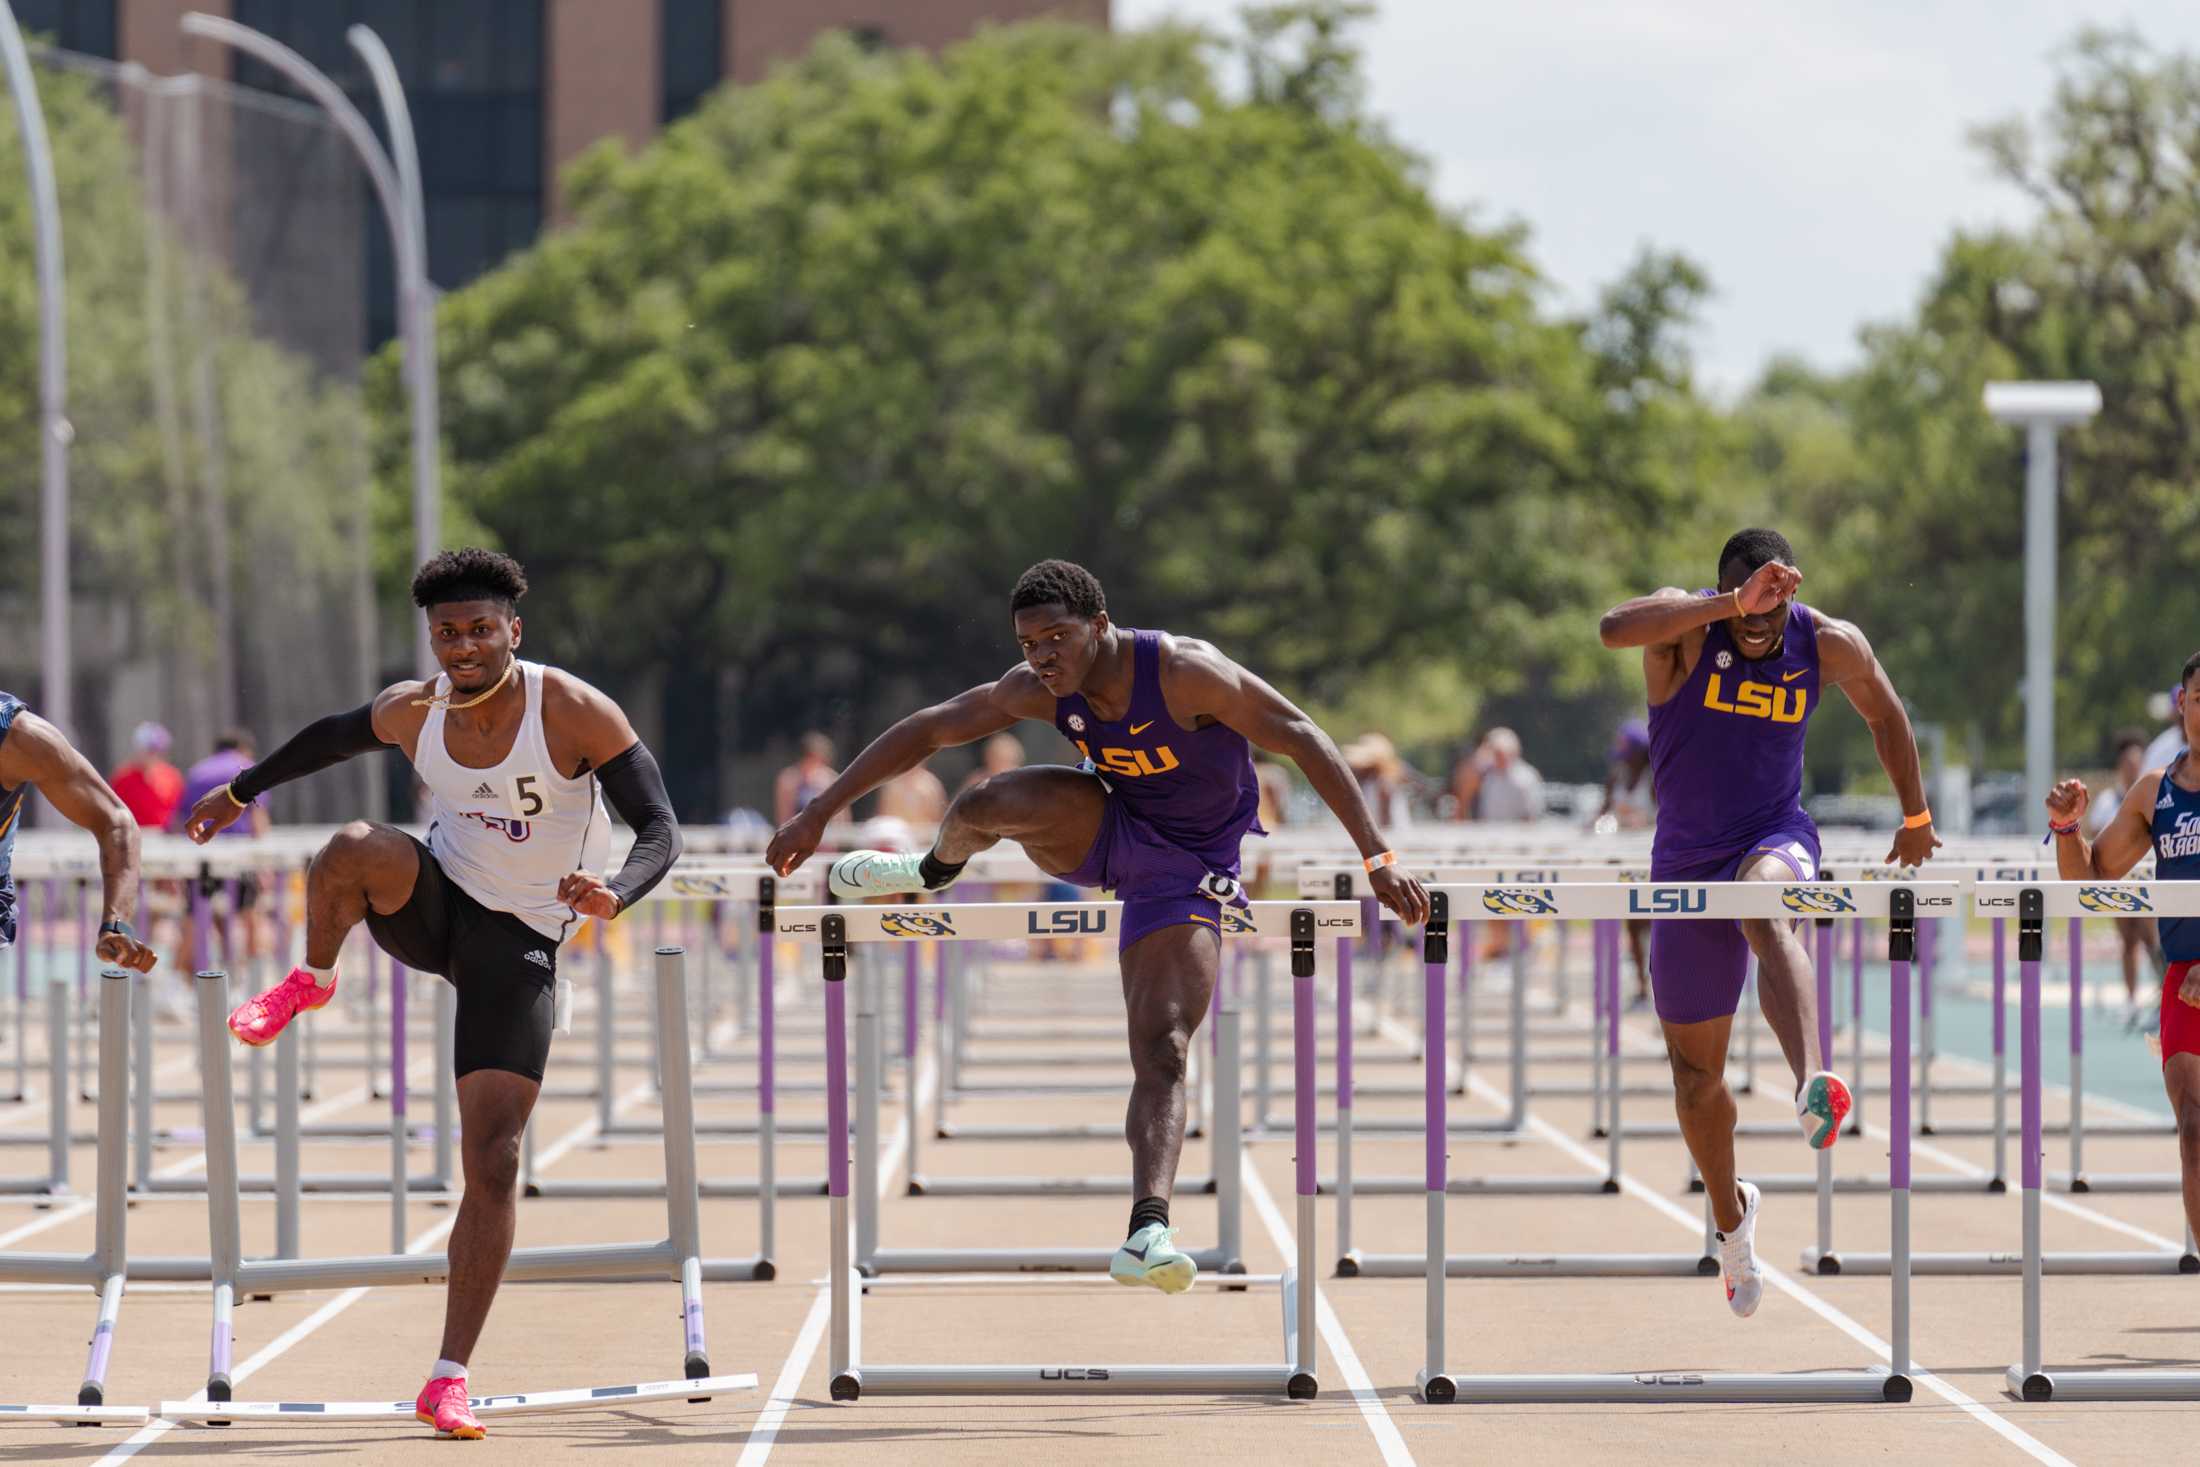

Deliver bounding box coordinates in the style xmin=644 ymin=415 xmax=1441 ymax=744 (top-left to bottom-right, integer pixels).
xmin=1052 ymin=629 xmax=1264 ymax=861
xmin=1647 ymin=597 xmax=1821 ymax=868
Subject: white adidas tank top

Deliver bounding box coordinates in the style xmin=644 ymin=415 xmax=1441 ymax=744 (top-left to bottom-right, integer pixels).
xmin=414 ymin=660 xmax=610 ymax=942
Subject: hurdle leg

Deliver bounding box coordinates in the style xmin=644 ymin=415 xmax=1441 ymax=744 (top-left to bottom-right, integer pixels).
xmin=45 ymin=960 xmax=69 ymax=1195
xmin=823 ymin=922 xmax=861 ymax=1400
xmin=760 ymin=922 xmax=778 ymax=1268
xmin=1851 ymin=919 xmax=1866 ymax=1131
xmin=1992 ymin=919 xmax=2008 ymax=1186
xmin=275 ymin=1026 xmax=300 ymax=1258
xmin=1214 ymin=991 xmax=1245 ymax=1276
xmin=1506 ymin=936 xmax=1528 ymax=1128
xmin=1889 ymin=898 xmax=1914 ymax=1392
xmin=2067 ymin=918 xmax=2086 ymax=1189
xmin=2007 ymin=895 xmax=2048 ymax=1399
xmin=1334 ymin=934 xmax=1355 ymax=1268
xmin=855 ymin=953 xmax=882 ymax=1272
xmin=1419 ymin=898 xmax=1454 ymax=1402
xmin=390 ymin=964 xmax=409 ymax=1254
xmin=196 ymin=969 xmax=244 ymax=1406
xmin=1604 ymin=922 xmax=1622 ymax=1185
xmin=653 ymin=947 xmax=713 ymax=1376
xmin=1255 ymin=952 xmax=1273 ymax=1125
xmin=1813 ymin=921 xmax=1835 ymax=1268
xmin=434 ymin=982 xmax=456 ymax=1187
xmin=79 ymin=968 xmax=131 ymax=1407
xmin=131 ymin=971 xmax=154 ymax=1188
xmin=1291 ymin=912 xmax=1319 ymax=1399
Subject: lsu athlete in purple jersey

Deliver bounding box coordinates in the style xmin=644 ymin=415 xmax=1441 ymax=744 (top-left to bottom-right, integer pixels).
xmin=0 ymin=691 xmax=159 ymax=971
xmin=1601 ymin=528 xmax=1937 ymax=1321
xmin=2044 ymin=649 xmax=2200 ymax=1257
xmin=767 ymin=560 xmax=1427 ymax=1296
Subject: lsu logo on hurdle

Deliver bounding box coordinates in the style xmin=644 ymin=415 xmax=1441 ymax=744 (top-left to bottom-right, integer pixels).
xmin=2078 ymin=886 xmax=2152 ymax=915
xmin=1027 ymin=908 xmax=1109 ymax=935
xmin=1629 ymin=887 xmax=1706 ymax=914
xmin=670 ymin=875 xmax=733 ymax=898
xmin=1781 ymin=887 xmax=1858 ymax=915
xmin=1483 ymin=888 xmax=1558 ymax=917
xmin=880 ymin=912 xmax=957 ymax=938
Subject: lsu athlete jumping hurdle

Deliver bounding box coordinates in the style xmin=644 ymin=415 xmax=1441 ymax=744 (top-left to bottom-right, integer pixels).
xmin=784 ymin=896 xmax=1356 ymax=1399
xmin=1400 ymin=878 xmax=1951 ymax=1404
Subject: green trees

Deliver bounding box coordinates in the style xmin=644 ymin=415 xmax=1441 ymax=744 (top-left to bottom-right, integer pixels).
xmin=416 ymin=7 xmax=1713 ymax=811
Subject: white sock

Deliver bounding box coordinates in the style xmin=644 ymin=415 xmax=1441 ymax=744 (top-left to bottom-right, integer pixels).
xmin=304 ymin=962 xmax=336 ymax=989
xmin=432 ymin=1358 xmax=466 ymax=1382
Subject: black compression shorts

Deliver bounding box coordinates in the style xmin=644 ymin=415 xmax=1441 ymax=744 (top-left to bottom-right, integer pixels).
xmin=365 ymin=834 xmax=557 ymax=1082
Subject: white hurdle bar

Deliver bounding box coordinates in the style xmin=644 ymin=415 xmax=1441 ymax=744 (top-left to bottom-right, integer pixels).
xmin=786 ymin=899 xmax=1355 ymax=1399
xmin=167 ymin=947 xmax=754 ymax=1425
xmin=2000 ymin=882 xmax=2200 ymax=1402
xmin=1405 ymin=881 xmax=1936 ymax=1404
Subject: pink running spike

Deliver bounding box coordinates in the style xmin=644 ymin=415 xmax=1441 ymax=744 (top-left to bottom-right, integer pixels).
xmin=226 ymin=966 xmax=336 ymax=1047
xmin=414 ymin=1375 xmax=485 ymax=1440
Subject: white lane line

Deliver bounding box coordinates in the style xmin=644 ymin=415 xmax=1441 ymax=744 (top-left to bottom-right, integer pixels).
xmin=737 ymin=1052 xmax=929 ymax=1465
xmin=1240 ymin=1159 xmax=1416 ymax=1467
xmin=91 ymin=1081 xmax=649 ymax=1464
xmin=1467 ymin=1074 xmax=2075 ymax=1467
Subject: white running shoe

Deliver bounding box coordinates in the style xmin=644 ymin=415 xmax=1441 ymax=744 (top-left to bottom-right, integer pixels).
xmin=1110 ymin=1222 xmax=1197 ymax=1294
xmin=1715 ymin=1180 xmax=1764 ymax=1318
xmin=827 ymin=849 xmax=956 ymax=901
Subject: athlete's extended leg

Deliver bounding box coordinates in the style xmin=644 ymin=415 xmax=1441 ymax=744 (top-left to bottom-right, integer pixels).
xmin=1110 ymin=919 xmax=1220 ymax=1294
xmin=1664 ymin=1014 xmax=1742 ymax=1228
xmin=230 ymin=822 xmax=419 ymax=1045
xmin=437 ymin=1069 xmax=539 ymax=1369
xmin=1736 ymin=851 xmax=1850 ymax=1147
xmin=831 ymin=768 xmax=1107 ymax=897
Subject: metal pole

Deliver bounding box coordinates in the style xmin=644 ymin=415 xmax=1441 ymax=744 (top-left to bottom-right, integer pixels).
xmin=348 ymin=24 xmax=440 ymax=663
xmin=2024 ymin=419 xmax=2057 ymax=815
xmin=0 ymin=2 xmax=73 ymax=748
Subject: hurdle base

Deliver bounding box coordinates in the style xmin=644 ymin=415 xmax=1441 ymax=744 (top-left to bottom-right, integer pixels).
xmin=2002 ymin=1365 xmax=2200 ymax=1401
xmin=1437 ymin=1367 xmax=1907 ymax=1404
xmin=157 ymin=1373 xmax=759 ymax=1423
xmin=1316 ymin=1174 xmax=1615 ymax=1197
xmin=1349 ymin=1251 xmax=1717 ymax=1279
xmin=826 ymin=1363 xmax=1306 ymax=1396
xmin=1416 ymin=1369 xmax=1457 ymax=1404
xmin=1808 ymin=1248 xmax=2195 ymax=1276
xmin=2057 ymin=1172 xmax=2183 ymax=1194
xmin=909 ymin=1174 xmax=1215 ymax=1198
xmin=0 ymin=1403 xmax=151 ymax=1426
xmin=862 ymin=1246 xmax=1235 ymax=1275
xmin=1696 ymin=1173 xmax=1991 ymax=1195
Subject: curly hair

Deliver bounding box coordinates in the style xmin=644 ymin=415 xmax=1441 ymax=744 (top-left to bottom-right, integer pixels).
xmin=411 ymin=547 xmax=529 ymax=612
xmin=1009 ymin=559 xmax=1106 ymax=619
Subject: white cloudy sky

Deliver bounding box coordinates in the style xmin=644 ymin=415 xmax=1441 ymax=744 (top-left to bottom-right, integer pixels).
xmin=1116 ymin=1 xmax=2200 ymax=393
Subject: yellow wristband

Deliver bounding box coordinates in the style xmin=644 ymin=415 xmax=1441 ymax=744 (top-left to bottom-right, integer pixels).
xmin=220 ymin=782 xmax=248 ymax=810
xmin=1363 ymin=851 xmax=1398 ymax=874
xmin=1902 ymin=808 xmax=1933 ymax=830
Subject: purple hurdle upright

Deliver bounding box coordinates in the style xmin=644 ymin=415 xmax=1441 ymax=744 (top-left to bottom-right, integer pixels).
xmin=1333 ymin=910 xmax=1355 ymax=1264
xmin=2066 ymin=916 xmax=2087 ymax=1188
xmin=824 ymin=915 xmax=857 ymax=1398
xmin=2011 ymin=890 xmax=2049 ymax=1397
xmin=1417 ymin=893 xmax=1455 ymax=1402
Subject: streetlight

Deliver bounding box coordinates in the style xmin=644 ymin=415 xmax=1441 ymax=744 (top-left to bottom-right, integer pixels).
xmin=0 ymin=1 xmax=74 ymax=769
xmin=179 ymin=12 xmax=440 ymax=679
xmin=1983 ymin=379 xmax=2101 ymax=818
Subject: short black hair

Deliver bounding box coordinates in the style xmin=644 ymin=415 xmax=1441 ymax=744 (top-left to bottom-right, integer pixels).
xmin=2114 ymin=728 xmax=2149 ymax=757
xmin=412 ymin=547 xmax=528 ymax=614
xmin=1717 ymin=527 xmax=1796 ymax=586
xmin=1010 ymin=559 xmax=1106 ymax=620
xmin=2183 ymin=650 xmax=2200 ymax=688
xmin=214 ymin=728 xmax=255 ymax=756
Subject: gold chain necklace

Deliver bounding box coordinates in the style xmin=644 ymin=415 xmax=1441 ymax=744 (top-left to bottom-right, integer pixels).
xmin=412 ymin=658 xmax=517 ymax=711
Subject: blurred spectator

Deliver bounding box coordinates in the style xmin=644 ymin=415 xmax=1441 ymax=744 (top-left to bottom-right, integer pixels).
xmin=774 ymin=731 xmax=839 ymax=824
xmin=1595 ymin=719 xmax=1656 ymax=1005
xmin=1343 ymin=732 xmax=1414 ymax=832
xmin=959 ymin=732 xmax=1026 ymax=794
xmin=2091 ymin=729 xmax=2166 ymax=1023
xmin=1468 ymin=727 xmax=1544 ymax=822
xmin=876 ymin=763 xmax=948 ymax=828
xmin=171 ymin=730 xmax=271 ymax=977
xmin=112 ymin=721 xmax=183 ymax=830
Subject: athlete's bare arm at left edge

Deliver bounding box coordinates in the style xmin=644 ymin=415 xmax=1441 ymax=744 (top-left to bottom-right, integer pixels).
xmin=0 ymin=713 xmax=157 ymax=971
xmin=1161 ymin=639 xmax=1430 ymax=927
xmin=1815 ymin=614 xmax=1940 ymax=867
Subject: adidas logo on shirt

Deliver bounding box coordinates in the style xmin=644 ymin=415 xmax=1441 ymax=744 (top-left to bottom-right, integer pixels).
xmin=2161 ymin=785 xmax=2177 ymax=810
xmin=472 ymin=782 xmax=496 ymax=800
xmin=523 ymin=949 xmax=551 ymax=969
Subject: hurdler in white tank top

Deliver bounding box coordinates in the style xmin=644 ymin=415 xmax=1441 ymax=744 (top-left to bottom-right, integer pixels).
xmin=414 ymin=660 xmax=610 ymax=942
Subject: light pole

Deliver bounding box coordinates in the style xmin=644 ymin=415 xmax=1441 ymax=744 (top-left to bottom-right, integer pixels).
xmin=180 ymin=12 xmax=440 ymax=679
xmin=0 ymin=2 xmax=74 ymax=769
xmin=1983 ymin=380 xmax=2101 ymax=818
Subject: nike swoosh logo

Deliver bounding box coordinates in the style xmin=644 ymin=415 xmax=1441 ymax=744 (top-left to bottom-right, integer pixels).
xmin=1782 ymin=669 xmax=1806 ymax=682
xmin=1124 ymin=1244 xmax=1148 ymax=1260
xmin=1129 ymin=720 xmax=1155 ymax=735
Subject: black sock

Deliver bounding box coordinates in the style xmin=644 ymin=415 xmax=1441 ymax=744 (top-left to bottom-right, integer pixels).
xmin=917 ymin=849 xmax=966 ymax=890
xmin=1128 ymin=1196 xmax=1169 ymax=1237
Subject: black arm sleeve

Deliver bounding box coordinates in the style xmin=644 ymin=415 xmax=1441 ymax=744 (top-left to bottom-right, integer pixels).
xmin=598 ymin=741 xmax=682 ymax=914
xmin=231 ymin=703 xmax=385 ymax=803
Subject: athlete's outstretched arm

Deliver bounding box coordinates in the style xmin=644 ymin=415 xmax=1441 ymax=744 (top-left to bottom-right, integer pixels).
xmin=1817 ymin=616 xmax=1939 ymax=866
xmin=765 ymin=672 xmax=1049 ymax=876
xmin=1164 ymin=644 xmax=1430 ymax=926
xmin=0 ymin=713 xmax=157 ymax=971
xmin=2045 ymin=774 xmax=2156 ymax=880
xmin=180 ymin=683 xmax=419 ymax=842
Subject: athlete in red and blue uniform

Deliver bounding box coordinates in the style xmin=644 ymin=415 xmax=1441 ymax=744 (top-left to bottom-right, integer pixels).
xmin=767 ymin=560 xmax=1427 ymax=1293
xmin=1600 ymin=528 xmax=1938 ymax=1319
xmin=2045 ymin=648 xmax=2200 ymax=1263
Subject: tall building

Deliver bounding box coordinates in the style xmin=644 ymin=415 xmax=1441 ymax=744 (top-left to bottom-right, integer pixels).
xmin=42 ymin=0 xmax=1110 ymax=347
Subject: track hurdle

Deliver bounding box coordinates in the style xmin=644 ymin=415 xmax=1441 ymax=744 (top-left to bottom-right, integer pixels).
xmin=0 ymin=966 xmax=152 ymax=1425
xmin=2002 ymin=882 xmax=2200 ymax=1402
xmin=1408 ymin=880 xmax=1936 ymax=1404
xmin=794 ymin=898 xmax=1350 ymax=1399
xmin=162 ymin=946 xmax=755 ymax=1426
